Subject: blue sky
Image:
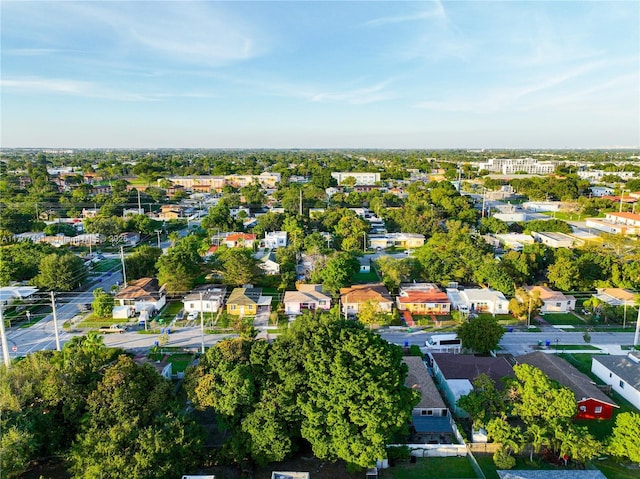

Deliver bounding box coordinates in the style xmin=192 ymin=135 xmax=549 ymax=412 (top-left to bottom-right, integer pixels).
xmin=2 ymin=1 xmax=638 ymax=149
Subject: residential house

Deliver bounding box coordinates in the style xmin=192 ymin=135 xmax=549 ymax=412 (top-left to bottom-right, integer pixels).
xmin=493 ymin=233 xmax=535 ymax=251
xmin=340 ymin=283 xmax=394 ymax=317
xmin=593 ymin=288 xmax=638 ymax=307
xmin=271 ymin=473 xmax=310 ymax=479
xmin=257 ymin=251 xmax=280 ymax=275
xmin=283 ymin=284 xmax=331 ymax=315
xmin=428 ymin=353 xmax=515 ymax=417
xmin=263 ymin=231 xmax=288 ymax=249
xmin=591 ymin=352 xmax=640 ymax=411
xmin=368 ymin=233 xmax=425 ymax=250
xmin=586 ymin=211 xmax=640 ymax=236
xmin=223 ymin=233 xmax=257 ymax=249
xmin=446 ymin=288 xmax=509 ymax=316
xmin=119 ymin=232 xmax=141 ymax=247
xmin=403 ymin=356 xmax=455 ymax=444
xmin=114 ymin=277 xmax=166 ymax=315
xmin=226 ymin=287 xmax=271 ymax=316
xmin=183 ymin=285 xmax=227 ymax=314
xmin=82 ymin=208 xmax=99 ymax=218
xmin=396 ymin=283 xmax=450 ymax=315
xmin=532 ymin=231 xmax=576 ymax=248
xmin=14 ymin=232 xmax=46 ymax=243
xmin=0 ymin=286 xmax=39 ymax=306
xmin=585 ymin=217 xmax=632 ymax=235
xmin=518 ymin=352 xmax=618 ymax=420
xmin=524 ymin=286 xmax=575 ymax=313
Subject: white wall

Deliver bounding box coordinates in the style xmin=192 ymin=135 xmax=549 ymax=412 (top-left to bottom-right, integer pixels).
xmin=591 ymin=359 xmax=640 ymax=410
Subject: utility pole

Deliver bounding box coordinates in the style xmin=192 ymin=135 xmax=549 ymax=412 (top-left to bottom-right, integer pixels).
xmin=50 ymin=291 xmax=61 ymax=351
xmin=620 ymin=190 xmax=627 ymax=213
xmin=481 ymin=189 xmax=486 ymax=218
xmin=634 ymin=306 xmax=640 ymax=347
xmin=120 ymin=245 xmax=127 ymax=287
xmin=137 ymin=189 xmax=142 ymax=214
xmin=363 ymin=231 xmax=367 ymax=253
xmin=299 ymin=189 xmax=303 ymax=216
xmin=155 ymin=229 xmax=161 ymax=248
xmin=527 ymin=296 xmax=532 ymax=328
xmin=0 ymin=303 xmax=10 ymax=368
xmin=200 ymin=292 xmax=205 ymax=354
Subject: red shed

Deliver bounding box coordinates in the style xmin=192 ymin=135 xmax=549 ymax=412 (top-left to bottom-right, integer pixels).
xmin=518 ymin=352 xmax=618 ymax=420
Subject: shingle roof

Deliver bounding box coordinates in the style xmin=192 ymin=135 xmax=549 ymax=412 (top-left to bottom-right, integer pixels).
xmin=431 ymin=353 xmax=515 ymax=386
xmin=517 ymin=352 xmax=618 ymax=407
xmin=227 ymin=287 xmax=263 ymax=306
xmin=340 ymin=283 xmax=393 ymax=304
xmin=115 ymin=278 xmax=162 ymax=301
xmin=403 ymin=356 xmax=446 ymax=409
xmin=593 ymin=354 xmax=640 ymax=390
xmin=397 ymin=291 xmax=449 ymax=304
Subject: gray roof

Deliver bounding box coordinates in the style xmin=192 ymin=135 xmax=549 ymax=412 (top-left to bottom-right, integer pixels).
xmin=431 ymin=353 xmax=515 ymax=387
xmin=498 ymin=471 xmax=606 ymax=479
xmin=518 ymin=352 xmax=618 ymax=407
xmin=593 ymin=354 xmax=640 ymax=390
xmin=183 ymin=284 xmax=226 ymax=302
xmin=403 ymin=357 xmax=446 ymax=409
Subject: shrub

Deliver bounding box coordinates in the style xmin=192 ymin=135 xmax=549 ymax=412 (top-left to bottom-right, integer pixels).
xmin=493 ymin=449 xmax=516 ymax=469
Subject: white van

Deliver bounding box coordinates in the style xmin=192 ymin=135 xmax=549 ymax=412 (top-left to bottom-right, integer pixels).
xmin=425 ymin=333 xmax=462 ymax=353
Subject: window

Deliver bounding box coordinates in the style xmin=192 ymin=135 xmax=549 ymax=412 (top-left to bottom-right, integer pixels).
xmin=555 ymin=302 xmax=561 ymax=307
xmin=579 ymin=405 xmax=586 ymax=412
xmin=620 ymin=380 xmax=625 ymax=389
xmin=231 ymin=305 xmax=236 ymax=310
xmin=595 ymin=406 xmax=603 ymax=414
xmin=609 ymin=373 xmax=612 ymax=378
xmin=426 ymin=410 xmax=433 ymax=416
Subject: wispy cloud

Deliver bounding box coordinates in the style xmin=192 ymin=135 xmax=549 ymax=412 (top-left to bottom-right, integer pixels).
xmin=3 ymin=48 xmax=82 ymax=56
xmin=415 ymin=59 xmax=628 ymax=113
xmin=0 ymin=77 xmax=217 ymax=102
xmin=307 ymin=82 xmax=397 ymax=105
xmin=364 ymin=1 xmax=447 ymax=27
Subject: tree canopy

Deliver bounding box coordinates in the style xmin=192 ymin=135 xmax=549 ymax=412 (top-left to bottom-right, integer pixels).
xmin=457 ymin=315 xmax=505 ymax=354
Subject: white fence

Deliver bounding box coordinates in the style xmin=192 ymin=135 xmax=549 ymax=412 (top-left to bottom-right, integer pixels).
xmin=387 ymin=444 xmax=467 ymax=458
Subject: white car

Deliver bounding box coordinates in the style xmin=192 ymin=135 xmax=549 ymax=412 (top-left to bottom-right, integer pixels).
xmin=186 ymin=311 xmax=199 ymax=321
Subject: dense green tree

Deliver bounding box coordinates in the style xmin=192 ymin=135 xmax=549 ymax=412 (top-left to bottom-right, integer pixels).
xmin=547 ymin=254 xmax=581 ymax=291
xmin=156 ymin=236 xmax=203 ymax=293
xmin=473 ymin=262 xmax=515 ymax=295
xmin=457 ymin=374 xmax=506 ymax=427
xmin=84 ymin=215 xmax=126 ymax=237
xmin=217 ymin=248 xmax=260 ymax=286
xmin=479 ymin=217 xmax=509 ymax=234
xmin=0 ymin=242 xmax=57 ymax=286
xmin=608 ymin=412 xmax=640 ymax=464
xmin=311 ymin=251 xmax=360 ymax=295
xmin=91 ymin=287 xmax=114 ymax=318
xmin=33 ymin=253 xmax=87 ymax=291
xmin=376 ymin=256 xmax=414 ymax=293
xmin=124 ymin=245 xmax=162 ymax=280
xmin=43 ymin=223 xmax=78 ymax=236
xmin=508 ymin=288 xmax=543 ymax=321
xmin=457 ymin=315 xmax=505 ymax=354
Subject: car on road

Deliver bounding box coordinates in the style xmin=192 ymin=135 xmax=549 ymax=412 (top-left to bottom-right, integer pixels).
xmin=187 ymin=311 xmax=199 ymax=321
xmin=98 ymin=324 xmax=127 ymax=334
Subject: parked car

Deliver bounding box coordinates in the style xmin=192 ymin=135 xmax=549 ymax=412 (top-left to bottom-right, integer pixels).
xmin=98 ymin=324 xmax=127 ymax=334
xmin=174 ymin=309 xmax=185 ymax=321
xmin=187 ymin=311 xmax=199 ymax=321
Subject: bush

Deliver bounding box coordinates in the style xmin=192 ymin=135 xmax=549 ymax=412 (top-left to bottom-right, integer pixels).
xmin=408 ymin=344 xmax=423 ymax=358
xmin=386 ymin=445 xmax=411 ymax=461
xmin=493 ymin=449 xmax=516 ymax=469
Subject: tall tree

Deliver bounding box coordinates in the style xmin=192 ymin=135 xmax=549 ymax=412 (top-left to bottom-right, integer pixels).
xmin=457 ymin=315 xmax=505 ymax=354
xmin=33 ymin=253 xmax=87 ymax=291
xmin=92 ymin=287 xmax=114 ymax=318
xmin=608 ymin=412 xmax=640 ymax=464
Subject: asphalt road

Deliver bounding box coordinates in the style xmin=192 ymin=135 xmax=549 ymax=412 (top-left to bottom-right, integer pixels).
xmin=378 ymin=329 xmax=638 ymax=356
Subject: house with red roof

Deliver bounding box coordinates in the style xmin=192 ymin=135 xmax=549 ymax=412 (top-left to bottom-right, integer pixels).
xmin=223 ymin=233 xmax=257 ymax=248
xmin=396 ymin=283 xmax=451 ymax=315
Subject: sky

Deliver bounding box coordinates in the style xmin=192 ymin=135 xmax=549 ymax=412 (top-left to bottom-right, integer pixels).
xmin=1 ymin=1 xmax=639 ymax=149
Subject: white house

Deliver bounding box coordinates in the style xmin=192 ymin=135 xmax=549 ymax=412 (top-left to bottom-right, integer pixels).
xmin=446 ymin=288 xmax=509 ymax=316
xmin=331 ymin=172 xmax=381 ymax=186
xmin=114 ymin=278 xmax=166 ymax=315
xmin=532 ymin=231 xmax=575 ymax=248
xmin=263 ymin=231 xmax=288 ymax=249
xmin=494 ymin=233 xmax=535 ymax=251
xmin=283 ymin=284 xmax=331 ymax=315
xmin=0 ymin=286 xmax=39 ymax=306
xmin=524 ymin=286 xmax=575 ymax=313
xmin=591 ymin=353 xmax=640 ymax=411
xmin=183 ymin=285 xmax=227 ymax=314
xmin=257 ymin=251 xmax=280 ymax=275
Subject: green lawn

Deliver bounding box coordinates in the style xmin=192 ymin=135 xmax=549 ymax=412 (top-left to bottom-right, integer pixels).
xmin=384 ymin=456 xmax=478 ymax=479
xmin=352 ymin=270 xmax=381 ymax=284
xmin=551 ymin=344 xmax=601 ymax=351
xmin=474 ymin=453 xmax=559 ymax=479
xmin=592 ymin=458 xmax=640 ymax=479
xmin=165 ymin=353 xmax=194 ymax=373
xmin=541 ymin=313 xmax=587 ymax=325
xmin=157 ymin=301 xmax=183 ymax=322
xmin=90 ymin=258 xmax=121 ymax=273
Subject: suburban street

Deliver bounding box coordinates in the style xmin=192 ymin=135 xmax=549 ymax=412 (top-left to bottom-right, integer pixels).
xmin=379 ymin=329 xmax=638 ymax=356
